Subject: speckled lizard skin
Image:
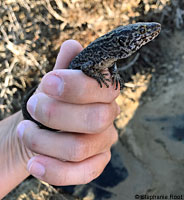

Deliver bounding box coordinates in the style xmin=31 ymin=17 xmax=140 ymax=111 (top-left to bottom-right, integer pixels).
xmin=69 ymin=22 xmax=161 ymax=89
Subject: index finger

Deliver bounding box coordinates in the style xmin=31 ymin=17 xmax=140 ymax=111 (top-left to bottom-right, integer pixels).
xmin=40 ymin=69 xmax=120 ymax=104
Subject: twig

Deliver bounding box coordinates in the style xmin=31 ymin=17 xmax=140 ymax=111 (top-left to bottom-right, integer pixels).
xmin=17 ymin=0 xmax=31 ymax=11
xmin=8 ymin=5 xmax=23 ymax=32
xmin=45 ymin=0 xmax=67 ymax=21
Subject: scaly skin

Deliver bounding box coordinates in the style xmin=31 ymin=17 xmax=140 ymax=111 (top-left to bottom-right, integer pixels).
xmin=69 ymin=22 xmax=161 ymax=89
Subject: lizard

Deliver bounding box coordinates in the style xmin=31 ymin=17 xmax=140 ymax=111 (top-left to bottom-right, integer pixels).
xmin=68 ymin=22 xmax=161 ymax=90
xmin=22 ymin=22 xmax=161 ymax=130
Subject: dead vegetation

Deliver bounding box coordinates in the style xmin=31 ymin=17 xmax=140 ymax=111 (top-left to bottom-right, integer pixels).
xmin=1 ymin=0 xmax=183 ymax=120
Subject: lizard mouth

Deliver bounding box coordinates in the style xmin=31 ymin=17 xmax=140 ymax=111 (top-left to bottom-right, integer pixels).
xmin=149 ymin=22 xmax=161 ymax=37
xmin=141 ymin=23 xmax=161 ymax=42
xmin=152 ymin=22 xmax=161 ymax=31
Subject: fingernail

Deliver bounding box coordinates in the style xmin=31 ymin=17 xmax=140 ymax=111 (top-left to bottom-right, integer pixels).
xmin=27 ymin=95 xmax=38 ymax=117
xmin=17 ymin=122 xmax=25 ymax=140
xmin=43 ymin=74 xmax=64 ymax=96
xmin=27 ymin=157 xmax=45 ymax=178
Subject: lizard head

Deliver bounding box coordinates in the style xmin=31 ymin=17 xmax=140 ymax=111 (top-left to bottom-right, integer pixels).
xmin=115 ymin=22 xmax=161 ymax=57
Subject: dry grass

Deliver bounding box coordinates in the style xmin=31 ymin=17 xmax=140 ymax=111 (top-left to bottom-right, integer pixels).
xmin=1 ymin=0 xmax=183 ymax=119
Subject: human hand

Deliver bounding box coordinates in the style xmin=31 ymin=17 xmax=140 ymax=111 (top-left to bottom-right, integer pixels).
xmin=16 ymin=40 xmax=120 ymax=185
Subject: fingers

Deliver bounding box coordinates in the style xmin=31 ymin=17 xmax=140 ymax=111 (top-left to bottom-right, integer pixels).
xmin=27 ymin=151 xmax=111 ymax=185
xmin=26 ymin=93 xmax=120 ymax=132
xmin=17 ymin=120 xmax=118 ymax=162
xmin=54 ymin=40 xmax=83 ymax=70
xmin=17 ymin=39 xmax=120 ymax=186
xmin=40 ymin=69 xmax=120 ymax=104
xmin=40 ymin=39 xmax=120 ymax=104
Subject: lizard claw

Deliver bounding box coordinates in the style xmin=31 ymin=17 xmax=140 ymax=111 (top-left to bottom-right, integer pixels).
xmin=98 ymin=72 xmax=111 ymax=88
xmin=112 ymin=73 xmax=124 ymax=90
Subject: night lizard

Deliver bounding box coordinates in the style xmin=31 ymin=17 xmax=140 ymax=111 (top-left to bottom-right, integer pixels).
xmin=69 ymin=22 xmax=161 ymax=89
xmin=22 ymin=22 xmax=161 ymax=130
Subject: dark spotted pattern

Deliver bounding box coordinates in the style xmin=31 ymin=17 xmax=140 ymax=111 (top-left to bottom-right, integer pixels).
xmin=69 ymin=22 xmax=161 ymax=89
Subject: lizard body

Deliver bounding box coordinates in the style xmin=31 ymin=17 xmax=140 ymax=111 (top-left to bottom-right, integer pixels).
xmin=69 ymin=22 xmax=161 ymax=89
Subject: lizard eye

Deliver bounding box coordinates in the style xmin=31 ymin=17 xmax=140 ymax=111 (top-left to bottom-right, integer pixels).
xmin=118 ymin=36 xmax=127 ymax=45
xmin=139 ymin=26 xmax=147 ymax=34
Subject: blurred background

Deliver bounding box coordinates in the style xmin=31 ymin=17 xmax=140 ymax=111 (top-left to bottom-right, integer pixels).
xmin=1 ymin=0 xmax=184 ymax=199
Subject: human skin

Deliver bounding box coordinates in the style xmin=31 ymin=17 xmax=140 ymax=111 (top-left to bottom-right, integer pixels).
xmin=0 ymin=40 xmax=120 ymax=198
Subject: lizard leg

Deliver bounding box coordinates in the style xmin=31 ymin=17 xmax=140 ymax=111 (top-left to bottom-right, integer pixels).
xmin=81 ymin=61 xmax=111 ymax=88
xmin=109 ymin=63 xmax=124 ymax=90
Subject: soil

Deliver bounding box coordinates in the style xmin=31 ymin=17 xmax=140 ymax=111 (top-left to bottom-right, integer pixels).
xmin=1 ymin=0 xmax=184 ymax=199
xmin=117 ymin=30 xmax=184 ymax=198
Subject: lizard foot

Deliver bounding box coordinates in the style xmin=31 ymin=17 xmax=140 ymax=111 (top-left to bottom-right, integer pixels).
xmin=112 ymin=73 xmax=124 ymax=90
xmin=96 ymin=72 xmax=111 ymax=88
xmin=109 ymin=64 xmax=124 ymax=90
xmin=82 ymin=67 xmax=111 ymax=88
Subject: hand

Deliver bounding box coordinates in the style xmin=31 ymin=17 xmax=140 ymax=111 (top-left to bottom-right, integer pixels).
xmin=16 ymin=40 xmax=120 ymax=185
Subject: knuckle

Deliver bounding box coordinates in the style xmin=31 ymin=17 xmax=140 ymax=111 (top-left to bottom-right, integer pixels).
xmin=100 ymin=104 xmax=112 ymax=124
xmin=68 ymin=137 xmax=89 ymax=162
xmin=91 ymin=104 xmax=113 ymax=133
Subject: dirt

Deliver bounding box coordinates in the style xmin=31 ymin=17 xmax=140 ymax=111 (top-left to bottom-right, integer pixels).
xmin=116 ymin=30 xmax=184 ymax=198
xmin=1 ymin=0 xmax=184 ymax=199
